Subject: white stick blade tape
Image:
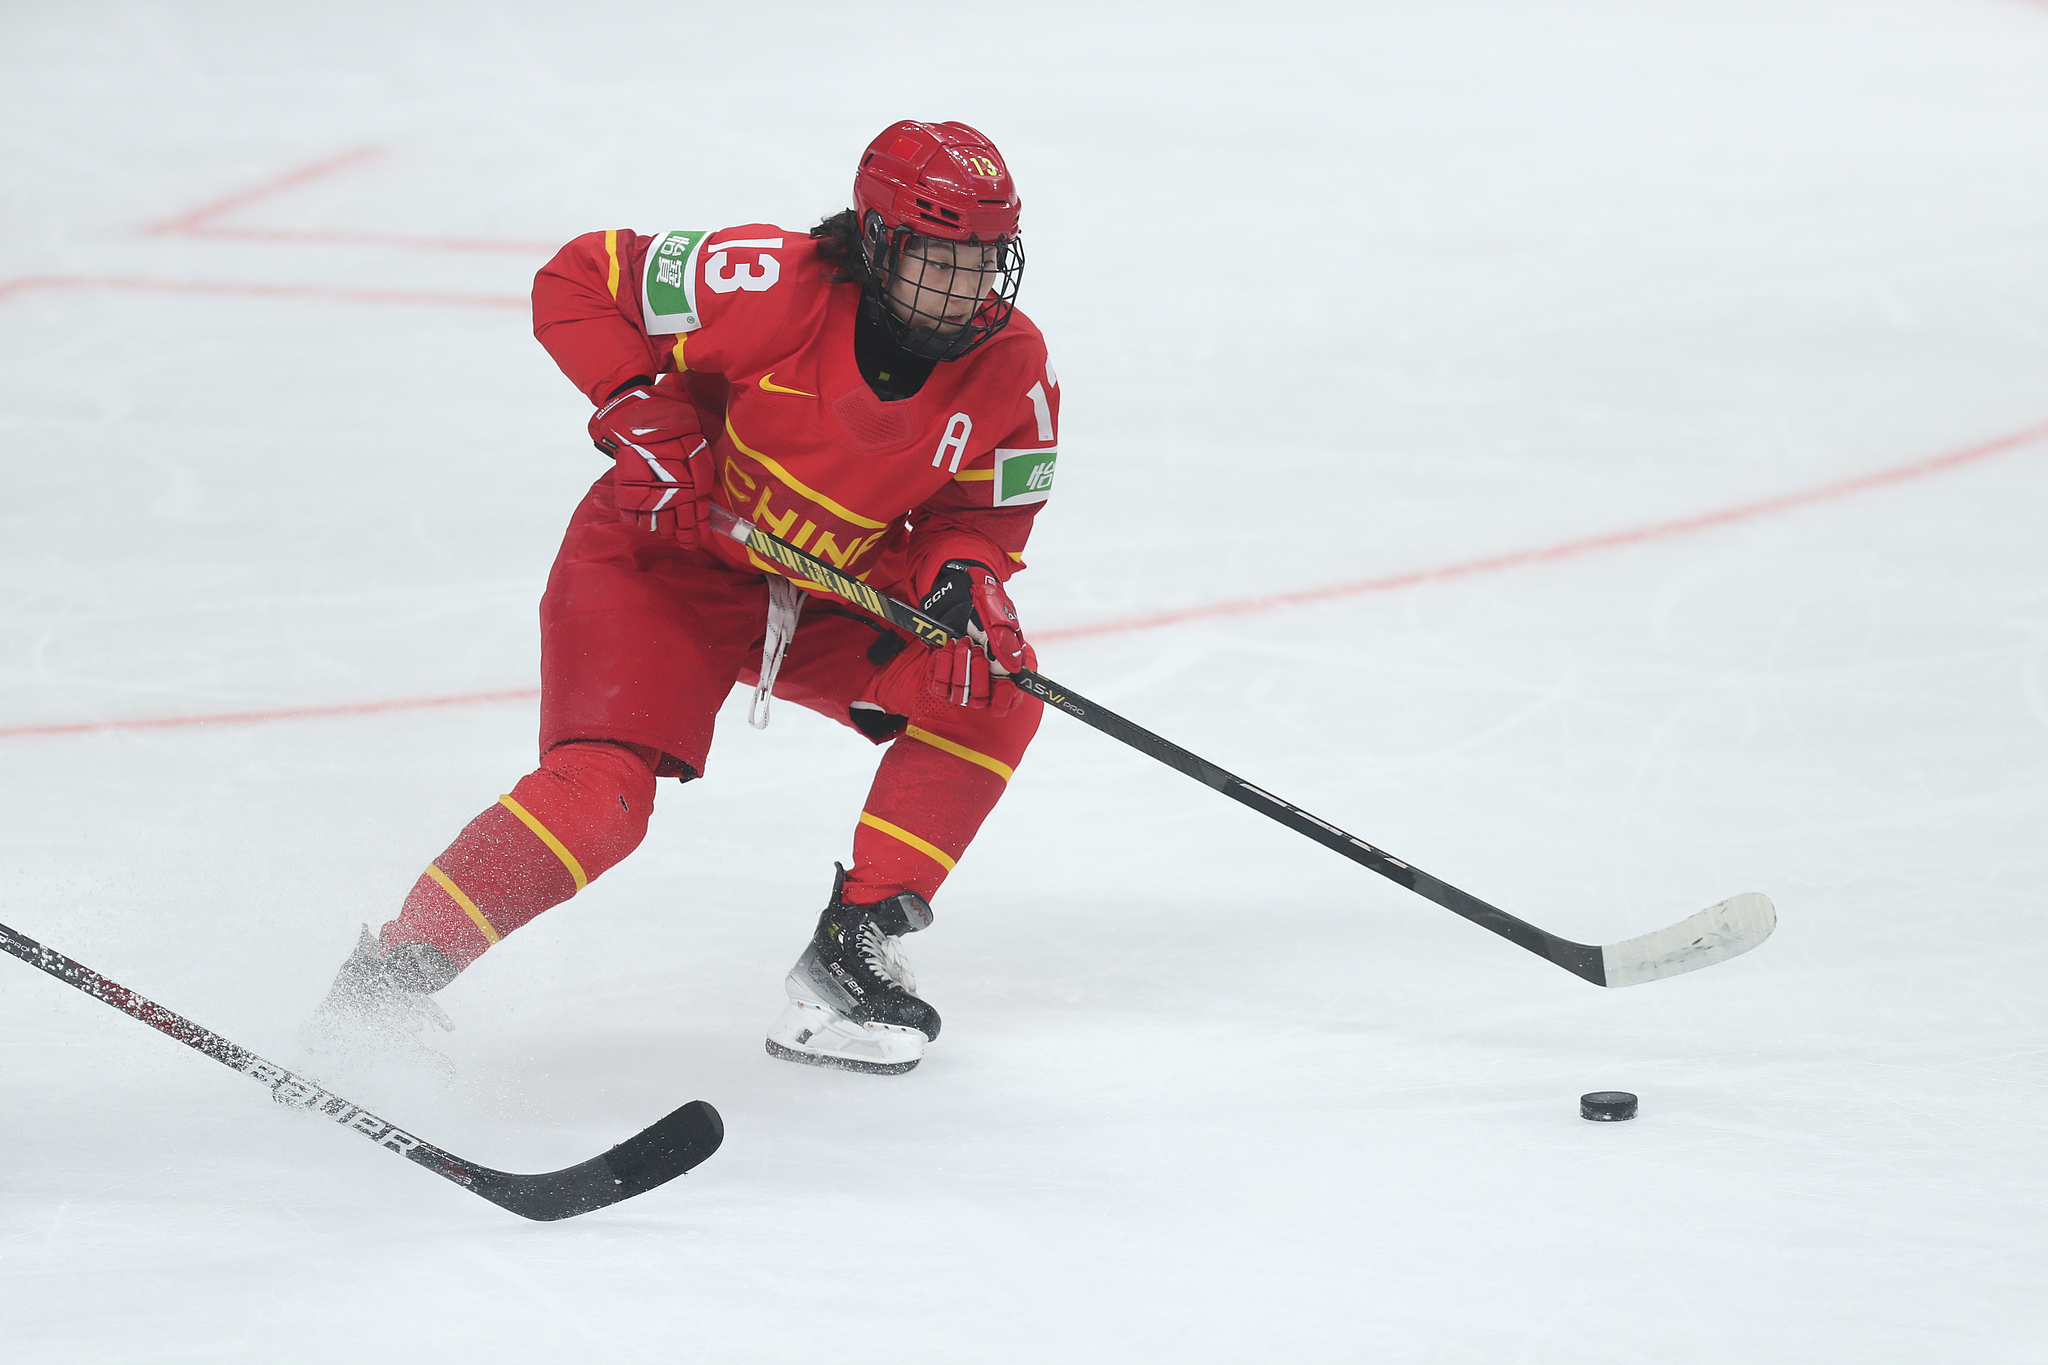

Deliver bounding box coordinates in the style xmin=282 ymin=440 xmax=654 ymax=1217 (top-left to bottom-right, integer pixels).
xmin=1600 ymin=892 xmax=1777 ymax=988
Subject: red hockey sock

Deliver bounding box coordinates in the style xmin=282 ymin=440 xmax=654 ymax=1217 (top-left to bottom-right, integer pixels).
xmin=379 ymin=741 xmax=656 ymax=970
xmin=841 ymin=711 xmax=1032 ymax=906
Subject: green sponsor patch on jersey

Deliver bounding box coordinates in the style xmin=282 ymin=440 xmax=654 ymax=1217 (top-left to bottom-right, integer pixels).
xmin=994 ymin=448 xmax=1057 ymax=506
xmin=641 ymin=229 xmax=710 ymax=334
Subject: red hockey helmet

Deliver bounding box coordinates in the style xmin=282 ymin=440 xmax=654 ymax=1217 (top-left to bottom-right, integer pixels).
xmin=854 ymin=120 xmax=1022 ymax=243
xmin=852 ymin=120 xmax=1024 ymax=361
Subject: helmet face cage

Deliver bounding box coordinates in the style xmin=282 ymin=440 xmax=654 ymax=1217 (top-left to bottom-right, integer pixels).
xmin=858 ymin=209 xmax=1025 ymax=362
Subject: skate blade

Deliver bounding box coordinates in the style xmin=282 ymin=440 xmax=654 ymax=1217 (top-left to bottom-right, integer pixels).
xmin=764 ymin=1036 xmax=921 ymax=1076
xmin=764 ymin=997 xmax=924 ymax=1076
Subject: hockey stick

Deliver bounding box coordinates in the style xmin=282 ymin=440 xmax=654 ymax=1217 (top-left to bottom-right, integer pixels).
xmin=0 ymin=919 xmax=723 ymax=1219
xmin=709 ymin=503 xmax=1775 ymax=987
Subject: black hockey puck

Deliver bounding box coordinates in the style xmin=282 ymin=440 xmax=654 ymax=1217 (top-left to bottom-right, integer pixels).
xmin=1580 ymin=1091 xmax=1638 ymax=1122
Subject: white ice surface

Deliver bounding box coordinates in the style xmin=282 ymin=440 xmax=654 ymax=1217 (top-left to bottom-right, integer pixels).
xmin=3 ymin=1 xmax=2047 ymax=1360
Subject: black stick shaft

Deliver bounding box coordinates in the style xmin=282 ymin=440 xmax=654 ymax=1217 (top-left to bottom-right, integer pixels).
xmin=1005 ymin=673 xmax=1601 ymax=980
xmin=3 ymin=918 xmax=723 ymax=1217
xmin=711 ymin=509 xmax=1605 ymax=984
xmin=0 ymin=919 xmax=489 ymax=1186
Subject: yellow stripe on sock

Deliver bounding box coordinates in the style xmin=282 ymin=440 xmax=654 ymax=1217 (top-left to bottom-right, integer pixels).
xmin=604 ymin=228 xmax=621 ymax=299
xmin=425 ymin=864 xmax=499 ymax=944
xmin=498 ymin=795 xmax=588 ymax=891
xmin=858 ymin=812 xmax=957 ymax=872
xmin=903 ymin=725 xmax=1014 ymax=782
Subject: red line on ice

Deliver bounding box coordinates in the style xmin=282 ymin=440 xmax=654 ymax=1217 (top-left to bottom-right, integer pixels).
xmin=0 ymin=276 xmax=522 ymax=310
xmin=5 ymin=418 xmax=2043 ymax=742
xmin=146 ymin=145 xmax=552 ymax=256
xmin=0 ymin=689 xmax=541 ymax=741
xmin=159 ymin=224 xmax=555 ymax=255
xmin=1038 ymin=418 xmax=2048 ymax=641
xmin=0 ymin=147 xmax=548 ymax=309
xmin=145 ymin=146 xmax=384 ymax=233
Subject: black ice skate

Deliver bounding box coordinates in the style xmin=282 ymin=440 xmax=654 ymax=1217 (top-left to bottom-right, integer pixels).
xmin=303 ymin=927 xmax=458 ymax=1074
xmin=765 ymin=865 xmax=939 ymax=1075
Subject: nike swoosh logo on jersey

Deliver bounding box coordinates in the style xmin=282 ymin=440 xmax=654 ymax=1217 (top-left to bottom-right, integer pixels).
xmin=759 ymin=373 xmax=815 ymax=397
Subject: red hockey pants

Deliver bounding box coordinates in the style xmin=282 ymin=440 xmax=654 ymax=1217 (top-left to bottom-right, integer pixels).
xmin=377 ymin=480 xmax=1042 ymax=971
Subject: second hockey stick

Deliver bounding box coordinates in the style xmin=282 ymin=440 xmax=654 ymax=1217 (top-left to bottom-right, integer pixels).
xmin=709 ymin=503 xmax=1775 ymax=988
xmin=0 ymin=919 xmax=723 ymax=1219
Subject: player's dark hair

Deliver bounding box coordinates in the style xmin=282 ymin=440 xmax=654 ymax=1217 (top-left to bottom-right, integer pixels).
xmin=810 ymin=210 xmax=872 ymax=286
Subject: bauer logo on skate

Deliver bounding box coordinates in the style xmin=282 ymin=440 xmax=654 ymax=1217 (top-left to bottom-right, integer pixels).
xmin=240 ymin=1059 xmax=423 ymax=1155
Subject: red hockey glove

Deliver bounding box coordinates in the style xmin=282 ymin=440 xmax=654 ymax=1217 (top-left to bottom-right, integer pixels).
xmin=919 ymin=561 xmax=1032 ymax=714
xmin=589 ymin=382 xmax=710 ymax=546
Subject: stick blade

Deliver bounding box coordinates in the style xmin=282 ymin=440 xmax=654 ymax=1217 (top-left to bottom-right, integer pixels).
xmin=1599 ymin=892 xmax=1776 ymax=988
xmin=467 ymin=1099 xmax=724 ymax=1221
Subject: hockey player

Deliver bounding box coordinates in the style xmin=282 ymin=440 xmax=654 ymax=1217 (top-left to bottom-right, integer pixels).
xmin=312 ymin=121 xmax=1058 ymax=1075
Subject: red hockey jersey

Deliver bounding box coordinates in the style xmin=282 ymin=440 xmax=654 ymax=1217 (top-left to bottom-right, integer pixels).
xmin=532 ymin=225 xmax=1059 ymax=597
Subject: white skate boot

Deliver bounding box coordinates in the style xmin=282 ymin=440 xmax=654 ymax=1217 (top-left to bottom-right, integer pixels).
xmin=302 ymin=927 xmax=458 ymax=1081
xmin=765 ymin=865 xmax=939 ymax=1076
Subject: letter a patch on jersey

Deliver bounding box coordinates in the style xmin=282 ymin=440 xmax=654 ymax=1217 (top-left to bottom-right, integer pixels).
xmin=642 ymin=229 xmax=711 ymax=334
xmin=993 ymin=448 xmax=1057 ymax=506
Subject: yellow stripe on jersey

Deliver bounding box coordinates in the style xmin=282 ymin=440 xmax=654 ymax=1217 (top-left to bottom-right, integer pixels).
xmin=672 ymin=336 xmax=688 ymax=371
xmin=857 ymin=812 xmax=957 ymax=871
xmin=726 ymin=417 xmax=888 ymax=529
xmin=497 ymin=794 xmax=588 ymax=892
xmin=952 ymin=468 xmax=995 ymax=482
xmin=903 ymin=725 xmax=1014 ymax=782
xmin=425 ymin=864 xmax=500 ymax=944
xmin=604 ymin=229 xmax=622 ymax=300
